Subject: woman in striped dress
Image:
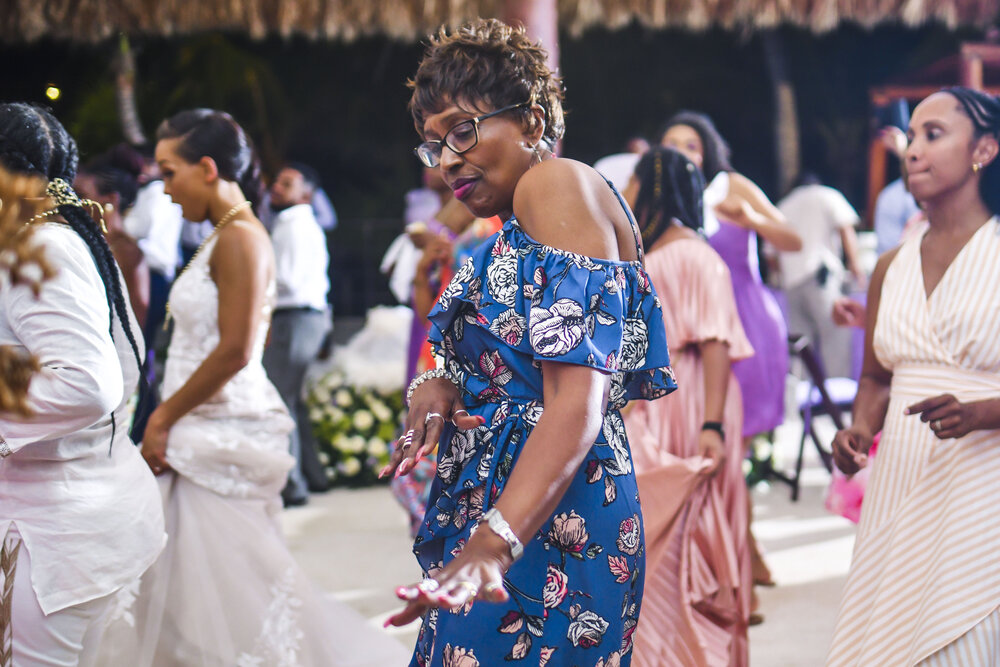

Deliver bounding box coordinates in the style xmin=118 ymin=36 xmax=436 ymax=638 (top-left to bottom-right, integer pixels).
xmin=829 ymin=87 xmax=1000 ymax=665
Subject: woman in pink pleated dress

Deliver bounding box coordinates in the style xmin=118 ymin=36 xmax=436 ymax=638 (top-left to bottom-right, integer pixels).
xmin=624 ymin=147 xmax=754 ymax=666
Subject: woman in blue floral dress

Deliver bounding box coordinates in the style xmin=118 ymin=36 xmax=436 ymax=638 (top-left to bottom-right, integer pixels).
xmin=382 ymin=19 xmax=676 ymax=667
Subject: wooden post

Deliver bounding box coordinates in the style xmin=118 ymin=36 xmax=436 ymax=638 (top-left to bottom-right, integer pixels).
xmin=502 ymin=0 xmax=559 ymax=74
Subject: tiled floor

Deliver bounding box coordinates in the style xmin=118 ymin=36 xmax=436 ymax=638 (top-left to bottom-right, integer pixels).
xmin=282 ymin=413 xmax=856 ymax=666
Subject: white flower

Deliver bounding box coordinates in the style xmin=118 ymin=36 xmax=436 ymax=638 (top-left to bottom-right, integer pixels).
xmin=334 ymin=389 xmax=353 ymax=407
xmin=352 ymin=410 xmax=375 ymax=431
xmin=602 ymin=411 xmax=632 ymax=475
xmin=619 ymin=318 xmax=649 ymax=369
xmin=339 ymin=457 xmax=362 ymax=476
xmin=486 ymin=252 xmax=519 ymax=306
xmin=327 ymin=406 xmax=345 ymax=422
xmin=318 ymin=451 xmax=331 ymax=466
xmin=336 ymin=435 xmax=366 ymax=454
xmin=530 ymin=299 xmax=586 ymax=357
xmin=309 ymin=406 xmax=324 ymax=422
xmin=367 ymin=437 xmax=388 ymax=457
xmin=312 ymin=385 xmax=331 ymax=404
xmin=368 ymin=399 xmax=393 ymax=423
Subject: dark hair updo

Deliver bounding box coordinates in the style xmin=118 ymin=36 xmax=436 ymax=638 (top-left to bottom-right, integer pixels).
xmin=631 ymin=147 xmax=706 ymax=248
xmin=408 ymin=18 xmax=565 ymax=150
xmin=944 ymin=86 xmax=1000 ymax=216
xmin=0 ymin=103 xmax=144 ymax=446
xmin=155 ymin=109 xmax=262 ymax=210
xmin=659 ymin=110 xmax=733 ymax=182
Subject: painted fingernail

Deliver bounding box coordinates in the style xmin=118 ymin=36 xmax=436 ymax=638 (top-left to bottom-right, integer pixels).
xmin=379 ymin=465 xmax=392 ymax=479
xmin=475 ymin=416 xmax=486 ymax=425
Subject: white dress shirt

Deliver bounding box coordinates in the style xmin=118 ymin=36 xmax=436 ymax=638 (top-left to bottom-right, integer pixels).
xmin=124 ymin=180 xmax=184 ymax=278
xmin=0 ymin=223 xmax=165 ymax=614
xmin=270 ymin=203 xmax=330 ymax=311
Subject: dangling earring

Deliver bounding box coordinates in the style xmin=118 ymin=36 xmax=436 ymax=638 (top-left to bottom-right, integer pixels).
xmin=531 ymin=143 xmax=542 ymax=167
xmin=973 ymin=162 xmax=983 ymax=173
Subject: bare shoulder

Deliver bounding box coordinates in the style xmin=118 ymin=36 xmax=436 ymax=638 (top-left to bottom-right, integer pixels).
xmin=211 ymin=218 xmax=273 ymax=276
xmin=871 ymin=245 xmax=902 ymax=288
xmin=727 ymin=171 xmax=763 ymax=197
xmin=512 ymin=158 xmax=627 ymax=259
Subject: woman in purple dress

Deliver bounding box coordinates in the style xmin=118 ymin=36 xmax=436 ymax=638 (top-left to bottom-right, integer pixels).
xmin=659 ymin=111 xmax=801 ymax=604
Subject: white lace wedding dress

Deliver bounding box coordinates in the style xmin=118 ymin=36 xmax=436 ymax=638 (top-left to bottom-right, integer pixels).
xmin=100 ymin=235 xmax=410 ymax=666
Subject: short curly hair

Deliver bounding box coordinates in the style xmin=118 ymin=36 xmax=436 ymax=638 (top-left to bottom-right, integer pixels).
xmin=408 ymin=18 xmax=565 ymax=148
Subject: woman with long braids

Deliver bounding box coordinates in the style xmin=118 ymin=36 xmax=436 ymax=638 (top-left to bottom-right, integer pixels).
xmin=659 ymin=110 xmax=799 ymax=599
xmin=99 ymin=108 xmax=407 ymax=666
xmin=828 ymin=88 xmax=1000 ymax=664
xmin=0 ymin=103 xmax=165 ymax=665
xmin=624 ymin=147 xmax=754 ymax=666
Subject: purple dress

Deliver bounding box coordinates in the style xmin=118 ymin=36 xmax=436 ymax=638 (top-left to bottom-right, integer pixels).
xmin=706 ymin=174 xmax=787 ymax=438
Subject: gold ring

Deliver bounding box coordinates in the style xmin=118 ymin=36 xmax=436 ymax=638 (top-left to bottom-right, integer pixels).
xmin=456 ymin=581 xmax=479 ymax=597
xmin=483 ymin=582 xmax=502 ymax=595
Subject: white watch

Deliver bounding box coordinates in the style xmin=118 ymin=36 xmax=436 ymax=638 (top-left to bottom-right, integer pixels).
xmin=480 ymin=507 xmax=524 ymax=562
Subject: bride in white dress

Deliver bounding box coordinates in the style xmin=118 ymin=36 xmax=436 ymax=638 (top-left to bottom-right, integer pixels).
xmin=100 ymin=109 xmax=409 ymax=666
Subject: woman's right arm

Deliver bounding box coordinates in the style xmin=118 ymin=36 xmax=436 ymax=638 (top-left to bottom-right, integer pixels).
xmin=141 ymin=221 xmax=272 ymax=470
xmin=832 ymin=247 xmax=899 ymax=474
xmin=1 ymin=230 xmax=123 ymax=455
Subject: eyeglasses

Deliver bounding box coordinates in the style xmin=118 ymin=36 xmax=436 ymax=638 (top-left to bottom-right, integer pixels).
xmin=414 ymin=102 xmax=530 ymax=168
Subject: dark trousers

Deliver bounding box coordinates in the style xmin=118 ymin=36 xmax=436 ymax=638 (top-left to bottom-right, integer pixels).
xmin=262 ymin=308 xmax=330 ymax=500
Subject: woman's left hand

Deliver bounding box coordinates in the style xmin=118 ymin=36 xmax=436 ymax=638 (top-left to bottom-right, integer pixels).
xmin=385 ymin=530 xmax=511 ymax=628
xmin=141 ymin=408 xmax=173 ymax=475
xmin=714 ymin=196 xmax=763 ymax=230
xmin=906 ymin=394 xmax=977 ymax=440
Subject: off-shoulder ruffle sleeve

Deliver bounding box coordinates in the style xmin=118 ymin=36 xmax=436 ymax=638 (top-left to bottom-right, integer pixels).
xmin=428 ymin=220 xmax=676 ymax=404
xmin=647 ymin=239 xmax=753 ymax=361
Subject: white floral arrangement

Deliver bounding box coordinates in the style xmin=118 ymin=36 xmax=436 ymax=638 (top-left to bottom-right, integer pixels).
xmin=305 ymin=369 xmax=406 ymax=486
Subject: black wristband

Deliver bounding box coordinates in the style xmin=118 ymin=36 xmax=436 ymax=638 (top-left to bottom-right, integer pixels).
xmin=701 ymin=421 xmax=725 ymax=439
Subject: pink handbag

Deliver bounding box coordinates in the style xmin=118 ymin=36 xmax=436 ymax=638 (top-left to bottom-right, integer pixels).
xmin=824 ymin=433 xmax=880 ymax=524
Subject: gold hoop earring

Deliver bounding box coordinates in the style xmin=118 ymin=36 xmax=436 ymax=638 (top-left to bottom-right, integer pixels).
xmin=973 ymin=162 xmax=982 ymax=173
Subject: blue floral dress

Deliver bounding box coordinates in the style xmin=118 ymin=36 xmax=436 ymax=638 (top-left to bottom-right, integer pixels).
xmin=411 ymin=186 xmax=676 ymax=667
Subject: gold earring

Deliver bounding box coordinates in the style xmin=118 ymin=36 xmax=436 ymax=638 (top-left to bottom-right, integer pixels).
xmin=973 ymin=162 xmax=982 ymax=173
xmin=103 ymin=203 xmax=114 ymax=214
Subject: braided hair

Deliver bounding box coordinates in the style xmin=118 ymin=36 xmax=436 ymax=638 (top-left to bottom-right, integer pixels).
xmin=944 ymin=86 xmax=1000 ymax=217
xmin=0 ymin=103 xmax=144 ymax=448
xmin=631 ymin=147 xmax=706 ymax=248
xmin=658 ymin=110 xmax=733 ymax=182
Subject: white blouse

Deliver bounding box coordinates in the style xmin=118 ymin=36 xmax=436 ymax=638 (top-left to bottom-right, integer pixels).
xmin=0 ymin=223 xmax=165 ymax=614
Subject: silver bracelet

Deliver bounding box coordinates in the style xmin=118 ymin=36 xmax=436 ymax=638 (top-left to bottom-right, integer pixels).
xmin=480 ymin=507 xmax=524 ymax=562
xmin=406 ymin=368 xmax=458 ymax=406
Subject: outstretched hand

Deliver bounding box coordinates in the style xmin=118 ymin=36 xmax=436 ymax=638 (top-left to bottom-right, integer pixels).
xmin=385 ymin=525 xmax=512 ymax=628
xmin=380 ymin=377 xmax=483 ymax=480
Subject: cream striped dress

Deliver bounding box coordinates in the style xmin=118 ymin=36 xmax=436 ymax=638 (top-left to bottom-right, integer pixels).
xmin=827 ymin=218 xmax=1000 ymax=666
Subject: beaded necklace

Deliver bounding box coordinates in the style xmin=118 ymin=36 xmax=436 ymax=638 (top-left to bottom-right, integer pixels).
xmin=163 ymin=200 xmax=251 ymax=329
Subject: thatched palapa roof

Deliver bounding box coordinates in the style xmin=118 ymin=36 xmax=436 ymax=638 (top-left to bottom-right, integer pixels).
xmin=4 ymin=0 xmax=998 ymax=43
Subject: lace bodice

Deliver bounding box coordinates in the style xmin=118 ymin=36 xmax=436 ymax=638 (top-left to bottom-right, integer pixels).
xmin=160 ymin=234 xmax=294 ymax=499
xmin=162 ymin=235 xmax=278 ymax=414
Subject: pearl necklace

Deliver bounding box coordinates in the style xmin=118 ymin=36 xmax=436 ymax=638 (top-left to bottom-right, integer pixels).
xmin=163 ymin=200 xmax=251 ymax=329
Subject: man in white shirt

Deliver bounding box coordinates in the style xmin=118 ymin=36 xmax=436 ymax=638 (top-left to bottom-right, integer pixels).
xmin=775 ymin=174 xmax=865 ymax=379
xmin=262 ymin=162 xmax=332 ymax=505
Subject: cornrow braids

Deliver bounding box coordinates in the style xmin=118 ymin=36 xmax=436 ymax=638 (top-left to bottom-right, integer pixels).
xmin=944 ymin=86 xmax=1000 ymax=217
xmin=0 ymin=102 xmax=144 ymax=450
xmin=632 ymin=147 xmax=706 ymax=248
